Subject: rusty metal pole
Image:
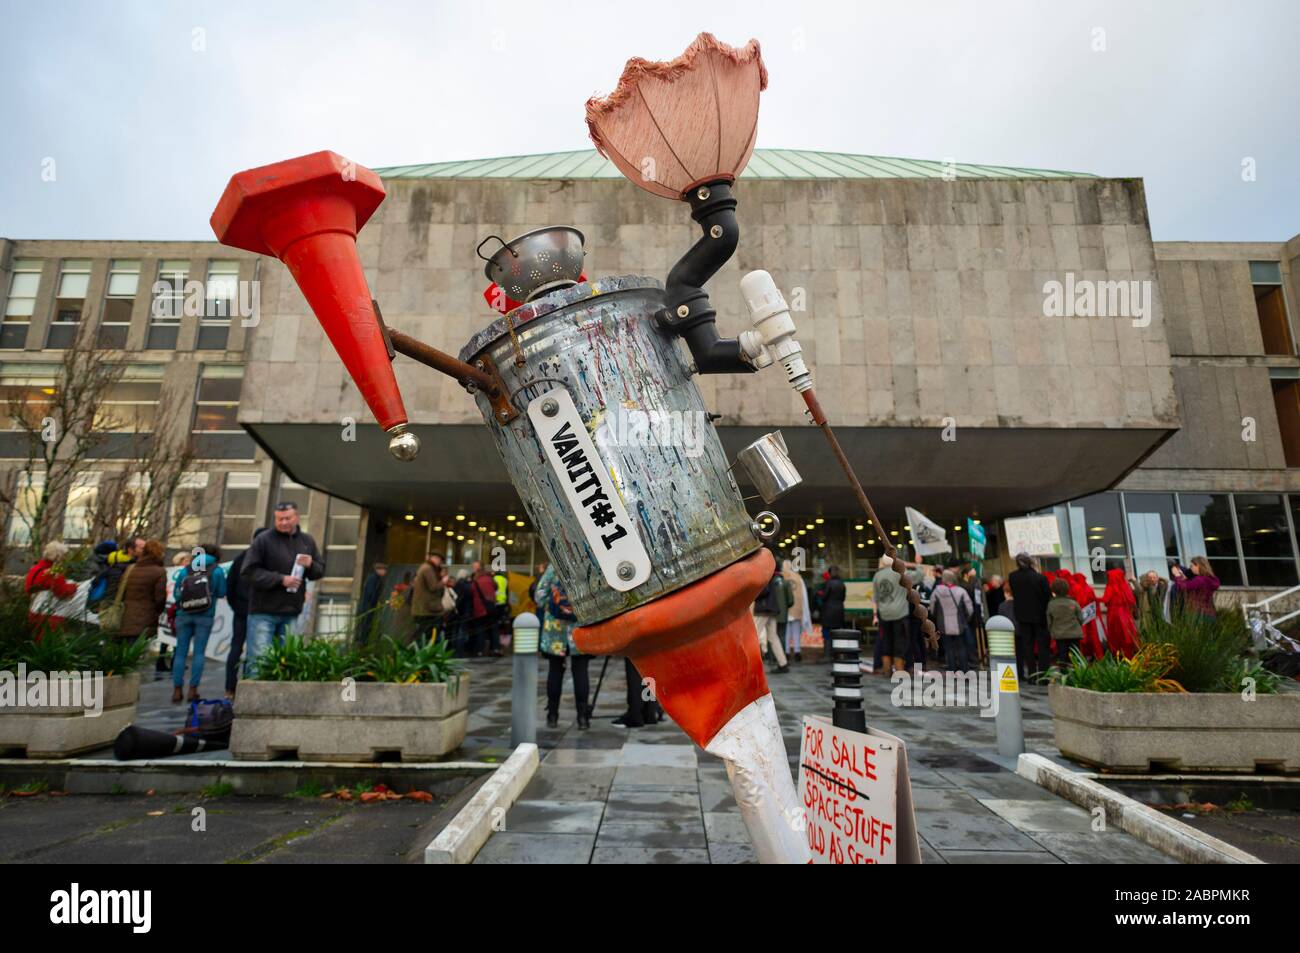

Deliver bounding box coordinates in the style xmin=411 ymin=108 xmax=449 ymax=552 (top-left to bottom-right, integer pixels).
xmin=801 ymin=389 xmax=938 ymax=648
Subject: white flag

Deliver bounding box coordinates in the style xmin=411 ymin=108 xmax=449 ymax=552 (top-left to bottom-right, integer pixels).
xmin=905 ymin=506 xmax=951 ymax=557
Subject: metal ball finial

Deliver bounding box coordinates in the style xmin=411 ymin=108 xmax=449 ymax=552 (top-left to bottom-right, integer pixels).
xmin=387 ymin=426 xmax=420 ymax=461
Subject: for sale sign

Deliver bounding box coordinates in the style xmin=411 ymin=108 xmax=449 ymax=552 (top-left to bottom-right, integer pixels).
xmin=797 ymin=715 xmax=921 ymax=864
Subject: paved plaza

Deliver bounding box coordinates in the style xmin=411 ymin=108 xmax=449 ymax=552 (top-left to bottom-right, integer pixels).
xmin=1 ymin=651 xmax=1182 ymax=863
xmin=464 ymin=654 xmax=1176 ymax=864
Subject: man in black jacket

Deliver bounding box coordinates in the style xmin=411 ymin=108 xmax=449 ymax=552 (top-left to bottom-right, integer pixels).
xmin=224 ymin=527 xmax=266 ymax=698
xmin=1008 ymin=552 xmax=1052 ymax=679
xmin=241 ymin=502 xmax=324 ymax=676
xmin=356 ymin=562 xmax=388 ymax=645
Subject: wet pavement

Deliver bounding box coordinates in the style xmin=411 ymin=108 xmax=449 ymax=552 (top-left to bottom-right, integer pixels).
xmin=465 ymin=652 xmax=1178 ymax=864
xmin=1 ymin=648 xmax=1184 ymax=863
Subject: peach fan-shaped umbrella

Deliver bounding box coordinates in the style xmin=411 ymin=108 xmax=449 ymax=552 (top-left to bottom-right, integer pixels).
xmin=585 ymin=32 xmax=768 ymax=200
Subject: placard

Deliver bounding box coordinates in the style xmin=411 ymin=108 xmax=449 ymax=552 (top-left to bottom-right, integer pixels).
xmin=967 ymin=518 xmax=986 ymax=561
xmin=797 ymin=715 xmax=922 ymax=864
xmin=843 ymin=579 xmax=874 ymax=614
xmin=1003 ymin=515 xmax=1062 ymax=556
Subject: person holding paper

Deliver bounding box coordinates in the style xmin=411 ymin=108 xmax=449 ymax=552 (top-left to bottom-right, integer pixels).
xmin=241 ymin=500 xmax=324 ymax=674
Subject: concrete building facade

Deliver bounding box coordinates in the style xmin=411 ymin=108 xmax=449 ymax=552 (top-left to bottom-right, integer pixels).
xmin=3 ymin=149 xmax=1299 ymax=620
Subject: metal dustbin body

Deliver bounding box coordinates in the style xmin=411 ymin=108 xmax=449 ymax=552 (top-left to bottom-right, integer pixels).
xmin=460 ymin=275 xmax=759 ymax=624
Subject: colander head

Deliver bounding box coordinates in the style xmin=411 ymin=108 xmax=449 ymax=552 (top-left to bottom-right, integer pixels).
xmin=478 ymin=226 xmax=586 ymax=302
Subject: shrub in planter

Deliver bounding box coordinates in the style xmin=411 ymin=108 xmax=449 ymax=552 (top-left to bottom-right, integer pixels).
xmin=0 ymin=587 xmax=150 ymax=757
xmin=1047 ymin=613 xmax=1296 ymax=772
xmin=232 ymin=636 xmax=469 ymax=763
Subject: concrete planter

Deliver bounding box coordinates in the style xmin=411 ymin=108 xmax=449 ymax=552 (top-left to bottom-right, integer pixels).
xmin=1049 ymin=683 xmax=1300 ymax=773
xmin=230 ymin=676 xmax=469 ymax=763
xmin=0 ymin=672 xmax=139 ymax=758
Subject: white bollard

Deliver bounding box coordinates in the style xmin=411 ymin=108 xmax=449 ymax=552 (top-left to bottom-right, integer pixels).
xmin=511 ymin=612 xmax=540 ymax=747
xmin=985 ymin=615 xmax=1024 ymax=759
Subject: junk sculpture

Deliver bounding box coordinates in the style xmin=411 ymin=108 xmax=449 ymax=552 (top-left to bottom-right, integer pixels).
xmin=210 ymin=33 xmax=932 ymax=864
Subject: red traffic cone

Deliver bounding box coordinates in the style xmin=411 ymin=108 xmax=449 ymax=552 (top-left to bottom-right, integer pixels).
xmin=210 ymin=151 xmax=417 ymax=458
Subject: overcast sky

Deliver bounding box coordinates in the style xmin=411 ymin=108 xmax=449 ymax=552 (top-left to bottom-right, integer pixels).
xmin=2 ymin=0 xmax=1297 ymax=243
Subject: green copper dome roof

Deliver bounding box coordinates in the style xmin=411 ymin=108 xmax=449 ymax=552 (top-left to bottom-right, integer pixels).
xmin=374 ymin=148 xmax=1093 ymax=181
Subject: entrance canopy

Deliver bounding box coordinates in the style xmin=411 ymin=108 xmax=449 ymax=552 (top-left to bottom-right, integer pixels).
xmin=246 ymin=421 xmax=1173 ymax=522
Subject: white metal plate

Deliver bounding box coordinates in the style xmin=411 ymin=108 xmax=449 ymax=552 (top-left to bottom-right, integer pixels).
xmin=527 ymin=390 xmax=651 ymax=592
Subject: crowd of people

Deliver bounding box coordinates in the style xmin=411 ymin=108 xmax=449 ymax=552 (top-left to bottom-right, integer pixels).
xmin=895 ymin=551 xmax=1224 ymax=680
xmin=358 ymin=553 xmax=510 ymax=657
xmin=741 ymin=547 xmax=1226 ymax=683
xmin=23 ymin=509 xmax=1228 ymax=726
xmin=22 ymin=500 xmax=325 ymax=703
xmin=368 ymin=553 xmax=665 ymax=732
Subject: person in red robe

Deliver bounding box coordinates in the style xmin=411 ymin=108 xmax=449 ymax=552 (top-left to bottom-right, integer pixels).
xmin=1100 ymin=567 xmax=1139 ymax=658
xmin=1070 ymin=572 xmax=1104 ymax=659
xmin=25 ymin=542 xmax=79 ymax=639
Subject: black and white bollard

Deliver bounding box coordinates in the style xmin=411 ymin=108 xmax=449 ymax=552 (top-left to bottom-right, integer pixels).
xmin=511 ymin=612 xmax=540 ymax=747
xmin=985 ymin=615 xmax=1024 ymax=759
xmin=829 ymin=628 xmax=867 ymax=732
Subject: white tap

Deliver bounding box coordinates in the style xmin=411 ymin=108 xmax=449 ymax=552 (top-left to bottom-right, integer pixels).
xmin=739 ymin=270 xmax=813 ymax=392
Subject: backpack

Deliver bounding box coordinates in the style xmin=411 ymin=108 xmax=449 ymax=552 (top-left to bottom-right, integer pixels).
xmin=178 ymin=564 xmax=213 ymax=614
xmin=88 ymin=561 xmax=128 ymax=611
xmin=932 ymin=586 xmax=969 ymax=637
xmin=183 ymin=698 xmax=235 ymax=745
xmin=753 ymin=576 xmax=781 ymax=615
xmin=96 ymin=564 xmax=135 ymax=635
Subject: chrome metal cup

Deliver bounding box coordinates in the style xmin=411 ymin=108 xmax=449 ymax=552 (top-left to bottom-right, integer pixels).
xmin=734 ymin=431 xmax=802 ymax=504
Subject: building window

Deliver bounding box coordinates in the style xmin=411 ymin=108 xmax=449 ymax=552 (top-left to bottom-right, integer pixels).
xmin=200 ymin=261 xmax=239 ymax=350
xmin=1175 ymin=493 xmax=1244 ymax=586
xmin=1066 ymin=493 xmax=1127 ymax=584
xmin=1232 ymin=493 xmax=1298 ymax=587
xmin=191 ymin=364 xmax=254 ymax=459
xmin=148 ymin=260 xmax=188 ymax=350
xmin=1122 ymin=492 xmax=1181 ymax=579
xmin=315 ymin=597 xmax=353 ymax=638
xmin=2 ymin=258 xmax=41 ymax=349
xmin=1270 ymin=369 xmax=1300 ymax=468
xmin=220 ymin=471 xmax=260 ymax=556
xmin=167 ymin=472 xmax=210 ymax=552
xmin=0 ymin=364 xmax=57 ymax=459
xmin=5 ymin=470 xmax=44 ymax=546
xmin=324 ymin=499 xmax=360 ymax=580
xmin=47 ymin=259 xmax=91 ymax=349
xmin=1251 ymin=261 xmax=1293 ymax=356
xmin=92 ymin=366 xmax=163 ymax=434
xmin=61 ymin=471 xmax=100 ymax=542
xmin=96 ymin=259 xmax=139 ymax=349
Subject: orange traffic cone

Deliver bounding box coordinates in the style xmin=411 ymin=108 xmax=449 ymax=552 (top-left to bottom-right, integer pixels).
xmin=210 ymin=151 xmax=415 ymax=456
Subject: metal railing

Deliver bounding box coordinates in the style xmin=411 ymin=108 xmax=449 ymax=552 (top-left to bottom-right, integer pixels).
xmin=1242 ymin=585 xmax=1300 ymax=656
xmin=1242 ymin=583 xmax=1300 ymax=629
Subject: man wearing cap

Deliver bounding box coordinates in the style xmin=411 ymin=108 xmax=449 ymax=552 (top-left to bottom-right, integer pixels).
xmin=411 ymin=553 xmax=448 ymax=645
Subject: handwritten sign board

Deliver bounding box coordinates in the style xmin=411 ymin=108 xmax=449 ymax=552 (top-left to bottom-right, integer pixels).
xmin=843 ymin=579 xmax=874 ymax=615
xmin=1002 ymin=515 xmax=1062 ymax=556
xmin=797 ymin=715 xmax=921 ymax=864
